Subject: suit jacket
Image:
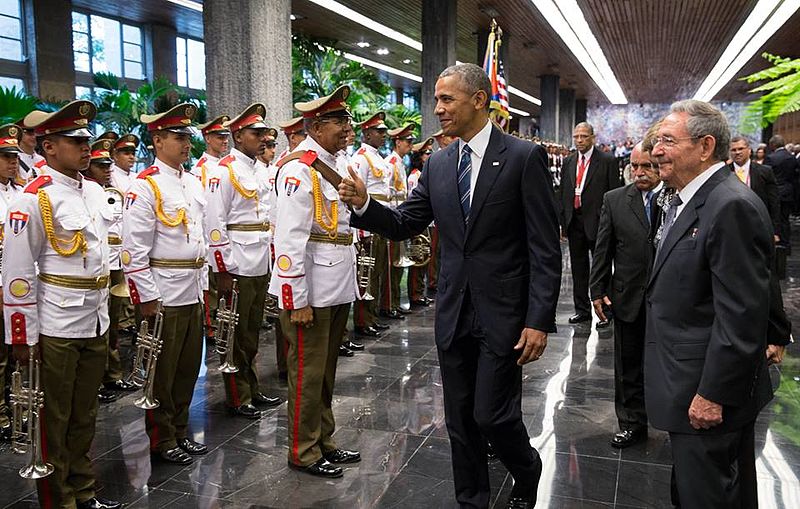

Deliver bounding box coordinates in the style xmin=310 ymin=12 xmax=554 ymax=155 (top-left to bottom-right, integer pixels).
xmin=726 ymin=162 xmax=780 ymax=233
xmin=589 ymin=184 xmax=658 ymax=322
xmin=645 ymin=168 xmax=773 ymax=434
xmin=350 ymin=127 xmax=562 ymax=355
xmin=764 ymin=148 xmax=799 ymax=202
xmin=558 ymin=148 xmax=621 ymax=241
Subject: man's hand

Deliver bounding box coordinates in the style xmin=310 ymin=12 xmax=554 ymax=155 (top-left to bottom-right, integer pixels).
xmin=514 ymin=328 xmax=548 ymax=366
xmin=290 ymin=305 xmax=314 ymax=327
xmin=339 ymin=167 xmax=368 ymax=209
xmin=688 ymin=394 xmax=723 ymax=430
xmin=217 ymin=272 xmax=233 ymax=295
xmin=774 ymin=234 xmax=781 ymax=244
xmin=592 ymin=296 xmax=612 ymax=322
xmin=12 ymin=344 xmax=37 ymax=364
xmin=766 ymin=344 xmax=786 ymax=365
xmin=139 ymin=299 xmax=159 ymax=321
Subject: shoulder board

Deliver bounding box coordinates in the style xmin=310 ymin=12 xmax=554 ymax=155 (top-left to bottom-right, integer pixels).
xmin=219 ymin=154 xmax=235 ymax=166
xmin=34 ymin=159 xmax=47 ymax=169
xmin=24 ymin=175 xmax=52 ymax=194
xmin=196 ymin=156 xmax=207 ymax=167
xmin=137 ymin=166 xmax=159 ymax=179
xmin=357 ymin=147 xmax=366 ymax=155
xmin=299 ymin=150 xmax=318 ymax=167
xmin=389 ymin=156 xmax=398 ymax=164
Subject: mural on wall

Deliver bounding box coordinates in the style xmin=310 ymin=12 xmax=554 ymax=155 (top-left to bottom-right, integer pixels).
xmin=587 ymin=102 xmax=760 ymax=147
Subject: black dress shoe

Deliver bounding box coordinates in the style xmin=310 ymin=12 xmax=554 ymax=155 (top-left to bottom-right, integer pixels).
xmin=506 ymin=454 xmax=542 ymax=509
xmin=568 ymin=312 xmax=592 ymax=324
xmin=372 ymin=322 xmax=390 ymax=331
xmin=253 ymin=392 xmax=282 ymax=407
xmin=339 ymin=345 xmax=355 ymax=357
xmin=410 ymin=299 xmax=430 ymax=307
xmin=76 ymin=496 xmax=122 ymax=509
xmin=323 ymin=448 xmax=361 ymax=464
xmin=0 ymin=423 xmax=12 ymax=441
xmin=156 ymin=446 xmax=193 ymax=465
xmin=177 ymin=437 xmax=208 ymax=455
xmin=97 ymin=388 xmax=120 ymax=404
xmin=379 ymin=309 xmax=405 ymax=320
xmin=596 ymin=319 xmax=611 ymax=329
xmin=288 ymin=458 xmax=343 ymax=478
xmin=610 ymin=428 xmax=647 ymax=448
xmin=395 ymin=307 xmax=412 ymax=315
xmin=344 ymin=340 xmax=364 ymax=351
xmin=354 ymin=326 xmax=380 ymax=337
xmin=278 ymin=371 xmax=288 ymax=382
xmin=104 ymin=379 xmax=138 ymax=392
xmin=228 ymin=404 xmax=262 ymax=419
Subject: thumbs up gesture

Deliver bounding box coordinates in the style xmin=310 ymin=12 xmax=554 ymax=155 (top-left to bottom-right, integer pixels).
xmin=339 ymin=166 xmax=368 ymax=209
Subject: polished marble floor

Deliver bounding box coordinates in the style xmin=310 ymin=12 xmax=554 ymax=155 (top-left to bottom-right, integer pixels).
xmin=3 ymin=236 xmax=800 ymax=508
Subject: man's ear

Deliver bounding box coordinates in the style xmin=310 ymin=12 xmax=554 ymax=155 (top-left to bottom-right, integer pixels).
xmin=474 ymin=90 xmax=489 ymax=110
xmin=699 ymin=135 xmax=716 ymax=163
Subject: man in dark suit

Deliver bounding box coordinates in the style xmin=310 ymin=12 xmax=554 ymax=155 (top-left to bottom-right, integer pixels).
xmin=764 ymin=134 xmax=799 ymax=250
xmin=339 ymin=63 xmax=561 ymax=509
xmin=589 ymin=142 xmax=661 ymax=449
xmin=648 ymin=100 xmax=773 ymax=508
xmin=558 ymin=122 xmax=621 ymax=325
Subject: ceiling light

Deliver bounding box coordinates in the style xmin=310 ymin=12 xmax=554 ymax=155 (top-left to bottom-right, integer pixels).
xmin=693 ymin=0 xmax=800 ymax=101
xmin=376 ymin=48 xmax=390 ymax=56
xmin=356 ymin=41 xmax=371 ymax=48
xmin=343 ymin=52 xmax=422 ymax=82
xmin=166 ymin=0 xmax=202 ymax=11
xmin=507 ymin=85 xmax=542 ymax=106
xmin=529 ymin=0 xmax=627 ymax=104
xmin=508 ymin=106 xmax=531 ymax=117
xmin=308 ymin=0 xmax=422 ymax=51
xmin=403 ymin=59 xmax=413 ymax=64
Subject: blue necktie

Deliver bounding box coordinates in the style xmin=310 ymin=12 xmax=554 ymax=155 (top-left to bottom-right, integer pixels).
xmin=644 ymin=190 xmax=653 ymax=226
xmin=458 ymin=144 xmax=472 ymax=221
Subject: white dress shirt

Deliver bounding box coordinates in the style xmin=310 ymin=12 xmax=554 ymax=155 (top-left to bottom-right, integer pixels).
xmin=675 ymin=162 xmax=726 ymax=219
xmin=575 ymin=146 xmax=595 ymax=197
xmin=457 ymin=120 xmax=493 ymax=205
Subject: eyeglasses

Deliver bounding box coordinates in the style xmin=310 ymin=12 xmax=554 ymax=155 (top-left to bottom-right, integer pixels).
xmin=320 ymin=117 xmax=352 ymax=127
xmin=630 ymin=162 xmax=657 ymax=170
xmin=652 ymin=135 xmax=702 ymax=147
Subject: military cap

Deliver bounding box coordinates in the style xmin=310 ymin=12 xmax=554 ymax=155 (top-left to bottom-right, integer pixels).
xmin=114 ymin=133 xmax=140 ymax=151
xmin=89 ymin=139 xmax=114 ymax=164
xmin=225 ymin=103 xmax=269 ymax=133
xmin=197 ymin=115 xmax=231 ymax=135
xmin=24 ymin=100 xmax=96 ymax=138
xmin=140 ymin=103 xmax=197 ymax=134
xmin=388 ymin=123 xmax=415 ymax=140
xmin=412 ymin=137 xmax=434 ymax=153
xmin=0 ymin=123 xmax=22 ymax=153
xmin=96 ymin=131 xmax=119 ymax=142
xmin=277 ymin=116 xmax=304 ymax=135
xmin=356 ymin=111 xmax=387 ymax=131
xmin=265 ymin=127 xmax=278 ymax=140
xmin=295 ymin=85 xmax=351 ymax=119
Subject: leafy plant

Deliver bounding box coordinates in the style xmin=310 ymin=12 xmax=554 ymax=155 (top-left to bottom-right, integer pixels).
xmin=0 ymin=87 xmax=64 ymax=124
xmin=740 ymin=52 xmax=800 ymax=133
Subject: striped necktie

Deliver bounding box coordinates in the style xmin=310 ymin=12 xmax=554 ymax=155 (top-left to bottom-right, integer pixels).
xmin=458 ymin=144 xmax=472 ymax=221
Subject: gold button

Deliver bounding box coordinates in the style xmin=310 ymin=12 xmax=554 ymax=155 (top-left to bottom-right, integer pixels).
xmin=14 ymin=328 xmax=20 ymax=333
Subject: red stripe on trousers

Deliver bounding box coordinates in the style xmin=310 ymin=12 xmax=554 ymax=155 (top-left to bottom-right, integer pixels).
xmin=146 ymin=409 xmax=159 ymax=451
xmin=292 ymin=325 xmax=305 ymax=464
xmin=227 ymin=372 xmax=241 ymax=407
xmin=203 ymin=292 xmax=214 ymax=336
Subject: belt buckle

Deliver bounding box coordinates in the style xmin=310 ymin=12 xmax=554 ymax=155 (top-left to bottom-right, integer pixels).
xmin=95 ymin=275 xmax=103 ymax=288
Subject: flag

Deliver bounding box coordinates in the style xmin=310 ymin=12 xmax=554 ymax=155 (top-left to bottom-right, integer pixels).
xmin=482 ymin=20 xmax=510 ymax=131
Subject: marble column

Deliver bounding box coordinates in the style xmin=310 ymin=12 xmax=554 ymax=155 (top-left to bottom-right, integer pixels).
xmin=421 ymin=0 xmax=457 ymax=137
xmin=25 ymin=0 xmax=74 ymax=100
xmin=575 ymin=98 xmax=588 ymax=125
xmin=558 ymin=88 xmax=576 ymax=145
xmin=539 ymin=74 xmax=560 ymax=143
xmin=204 ymin=0 xmax=292 ymax=149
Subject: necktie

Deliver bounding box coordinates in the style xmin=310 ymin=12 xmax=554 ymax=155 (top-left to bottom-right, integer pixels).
xmin=574 ymin=154 xmax=587 ymax=209
xmin=735 ymin=167 xmax=746 ymax=183
xmin=458 ymin=144 xmax=472 ymax=221
xmin=644 ymin=190 xmax=653 ymax=226
xmin=657 ymin=194 xmax=683 ymax=256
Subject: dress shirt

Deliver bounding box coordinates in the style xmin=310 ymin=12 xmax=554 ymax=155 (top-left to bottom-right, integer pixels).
xmin=675 ymin=161 xmax=726 ymax=219
xmin=457 ymin=119 xmax=493 ymax=206
xmin=734 ymin=159 xmax=751 ymax=187
xmin=575 ymin=146 xmax=595 ymax=196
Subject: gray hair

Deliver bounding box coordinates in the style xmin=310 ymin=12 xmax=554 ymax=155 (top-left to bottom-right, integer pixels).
xmin=439 ymin=63 xmax=491 ymax=110
xmin=669 ymin=99 xmax=730 ymax=162
xmin=730 ymin=135 xmax=751 ymax=149
xmin=574 ymin=122 xmax=595 ymax=135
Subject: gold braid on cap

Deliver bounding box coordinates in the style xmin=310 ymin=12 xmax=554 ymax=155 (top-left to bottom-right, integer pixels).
xmin=145 ymin=177 xmax=189 ymax=237
xmin=38 ymin=189 xmax=88 ymax=259
xmin=310 ymin=169 xmax=338 ymax=238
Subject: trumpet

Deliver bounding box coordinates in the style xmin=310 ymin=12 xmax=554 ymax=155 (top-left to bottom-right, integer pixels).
xmin=10 ymin=345 xmax=54 ymax=479
xmin=408 ymin=233 xmax=432 ymax=267
xmin=132 ymin=303 xmax=164 ymax=410
xmin=216 ymin=279 xmax=239 ymax=373
xmin=356 ymin=237 xmax=375 ymax=300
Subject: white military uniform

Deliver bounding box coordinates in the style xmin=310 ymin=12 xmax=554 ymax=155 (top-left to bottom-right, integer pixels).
xmin=110 ymin=164 xmax=134 ymax=193
xmin=190 ymin=151 xmax=220 ymax=189
xmin=122 ymin=159 xmax=207 ymax=306
xmin=0 ymin=180 xmax=23 ymax=285
xmin=268 ymin=136 xmax=358 ymax=309
xmin=205 ymin=148 xmax=271 ymax=277
xmin=3 ymin=170 xmax=112 ymax=345
xmin=407 ymin=168 xmax=421 ymax=193
xmin=351 ymin=144 xmax=391 ymax=239
xmin=385 ymin=151 xmax=407 ymax=206
xmin=17 ymin=151 xmax=46 ymax=182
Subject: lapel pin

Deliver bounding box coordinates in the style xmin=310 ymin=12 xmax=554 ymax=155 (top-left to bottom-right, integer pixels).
xmin=691 ymin=228 xmax=698 ymax=238
xmin=492 ymin=161 xmax=499 ymax=166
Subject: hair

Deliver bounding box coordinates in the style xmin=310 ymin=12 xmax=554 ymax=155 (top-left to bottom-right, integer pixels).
xmin=573 ymin=121 xmax=595 ymax=135
xmin=730 ymin=135 xmax=751 ymax=149
xmin=439 ymin=63 xmax=492 ymax=110
xmin=642 ymin=120 xmax=663 ymax=152
xmin=768 ymin=134 xmax=785 ymax=149
xmin=669 ymin=99 xmax=730 ymax=161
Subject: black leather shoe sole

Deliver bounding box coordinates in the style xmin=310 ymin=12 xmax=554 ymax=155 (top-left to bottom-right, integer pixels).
xmin=344 ymin=340 xmax=365 ymax=351
xmin=177 ymin=438 xmax=208 ymax=455
xmin=610 ymin=430 xmax=648 ymax=448
xmin=253 ymin=394 xmax=282 ymax=407
xmin=104 ymin=379 xmax=138 ymax=392
xmin=339 ymin=346 xmax=355 ymax=357
xmin=156 ymin=447 xmax=193 ymax=465
xmin=97 ymin=389 xmax=120 ymax=404
xmin=323 ymin=449 xmax=361 ymax=464
xmin=372 ymin=322 xmax=390 ymax=330
xmin=354 ymin=327 xmax=380 ymax=337
xmin=596 ymin=319 xmax=611 ymax=329
xmin=568 ymin=313 xmax=592 ymax=324
xmin=76 ymin=496 xmax=122 ymax=509
xmin=288 ymin=459 xmax=343 ymax=478
xmin=227 ymin=405 xmax=262 ymax=419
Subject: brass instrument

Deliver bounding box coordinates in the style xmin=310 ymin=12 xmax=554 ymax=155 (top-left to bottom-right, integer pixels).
xmin=263 ymin=293 xmax=279 ymax=319
xmin=390 ymin=189 xmax=415 ymax=268
xmin=105 ymin=187 xmax=125 ymax=219
xmin=132 ymin=303 xmax=164 ymax=409
xmin=408 ymin=233 xmax=432 ymax=267
xmin=10 ymin=345 xmax=54 ymax=479
xmin=356 ymin=237 xmax=375 ymax=300
xmin=216 ymin=278 xmax=240 ymax=373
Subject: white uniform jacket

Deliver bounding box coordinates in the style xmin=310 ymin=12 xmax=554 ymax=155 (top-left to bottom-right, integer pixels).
xmin=3 ymin=169 xmax=112 ymax=345
xmin=0 ymin=180 xmax=24 ymax=285
xmin=385 ymin=151 xmax=408 ymax=207
xmin=268 ymin=136 xmax=358 ymax=310
xmin=17 ymin=152 xmax=46 ymax=182
xmin=190 ymin=151 xmax=220 ymax=189
xmin=205 ymin=148 xmax=271 ymax=277
xmin=110 ymin=164 xmax=134 ymax=193
xmin=122 ymin=159 xmax=207 ymax=307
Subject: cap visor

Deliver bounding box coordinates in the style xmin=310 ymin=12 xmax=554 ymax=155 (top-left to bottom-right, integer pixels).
xmin=59 ymin=128 xmax=95 ymax=138
xmin=91 ymin=157 xmax=113 ymax=164
xmin=243 ymin=121 xmax=269 ymax=130
xmin=164 ymin=126 xmax=195 ymax=135
xmin=0 ymin=146 xmax=21 ymax=154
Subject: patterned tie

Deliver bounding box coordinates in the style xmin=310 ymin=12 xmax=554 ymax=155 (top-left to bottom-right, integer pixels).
xmin=458 ymin=144 xmax=472 ymax=221
xmin=574 ymin=154 xmax=587 ymax=209
xmin=644 ymin=190 xmax=653 ymax=226
xmin=657 ymin=194 xmax=683 ymax=256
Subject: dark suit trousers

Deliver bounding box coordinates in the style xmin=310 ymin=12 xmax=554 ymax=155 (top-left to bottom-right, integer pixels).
xmin=779 ymin=200 xmax=793 ymax=248
xmin=669 ymin=421 xmax=757 ymax=509
xmin=438 ymin=289 xmax=540 ymax=508
xmin=613 ymin=302 xmax=647 ymax=431
xmin=568 ymin=209 xmax=595 ymax=315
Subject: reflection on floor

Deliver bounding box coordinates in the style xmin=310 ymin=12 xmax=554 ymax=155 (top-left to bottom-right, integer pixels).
xmin=3 ymin=240 xmax=800 ymax=508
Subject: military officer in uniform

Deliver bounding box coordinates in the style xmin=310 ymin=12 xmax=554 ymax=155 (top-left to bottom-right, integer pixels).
xmin=275 ymin=117 xmax=306 ymax=162
xmin=269 ymin=85 xmax=361 ymax=478
xmin=110 ymin=134 xmax=139 ymax=193
xmin=4 ymin=101 xmax=121 ymax=509
xmin=0 ymin=123 xmax=23 ymax=441
xmin=15 ymin=117 xmax=46 ymax=182
xmin=406 ymin=137 xmax=434 ymax=307
xmin=205 ymin=104 xmax=281 ymax=419
xmin=122 ymin=104 xmax=208 ymax=465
